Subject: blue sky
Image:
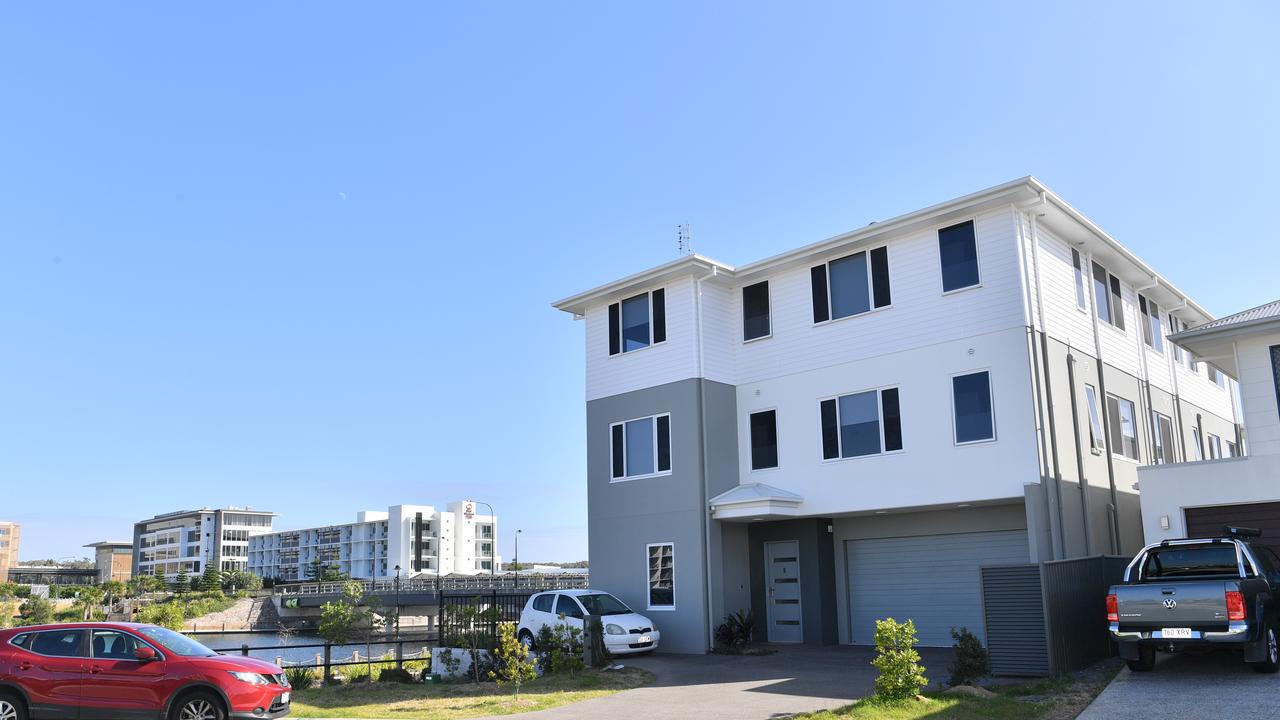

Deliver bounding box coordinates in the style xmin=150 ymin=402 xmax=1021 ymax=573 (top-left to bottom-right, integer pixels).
xmin=2 ymin=2 xmax=1277 ymax=563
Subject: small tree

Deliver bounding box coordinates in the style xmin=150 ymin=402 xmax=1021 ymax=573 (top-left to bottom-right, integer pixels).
xmin=490 ymin=623 xmax=537 ymax=698
xmin=317 ymin=582 xmax=363 ymax=647
xmin=453 ymin=600 xmax=501 ymax=684
xmin=199 ymin=564 xmax=222 ymax=592
xmin=947 ymin=627 xmax=990 ymax=686
xmin=173 ymin=568 xmax=190 ymax=594
xmin=871 ymin=618 xmax=927 ymax=701
xmin=101 ymin=581 xmax=126 ymax=609
xmin=75 ymin=586 xmax=105 ymax=620
xmin=18 ymin=596 xmax=55 ymax=626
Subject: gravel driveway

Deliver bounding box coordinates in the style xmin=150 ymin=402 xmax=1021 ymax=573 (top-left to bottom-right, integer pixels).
xmin=484 ymin=644 xmax=955 ymax=720
xmin=1079 ymin=651 xmax=1280 ymax=719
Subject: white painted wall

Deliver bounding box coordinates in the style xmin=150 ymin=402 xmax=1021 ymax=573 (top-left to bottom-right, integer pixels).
xmin=1138 ymin=454 xmax=1280 ymax=543
xmin=1235 ymin=332 xmax=1280 ymax=456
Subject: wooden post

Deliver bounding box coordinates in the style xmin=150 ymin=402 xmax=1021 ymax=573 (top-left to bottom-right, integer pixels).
xmin=241 ymin=644 xmax=249 ymax=657
xmin=276 ymin=656 xmax=283 ymax=667
xmin=323 ymin=644 xmax=332 ymax=685
xmin=395 ymin=641 xmax=404 ymax=669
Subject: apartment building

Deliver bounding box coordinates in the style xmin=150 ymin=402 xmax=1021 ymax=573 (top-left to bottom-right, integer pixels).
xmin=132 ymin=507 xmax=276 ymax=580
xmin=247 ymin=501 xmax=498 ymax=582
xmin=0 ymin=521 xmax=19 ymax=582
xmin=84 ymin=541 xmax=133 ymax=583
xmin=553 ymin=177 xmax=1240 ymax=654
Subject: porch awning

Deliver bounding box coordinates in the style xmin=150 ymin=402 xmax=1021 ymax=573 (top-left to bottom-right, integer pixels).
xmin=709 ymin=482 xmax=805 ymax=521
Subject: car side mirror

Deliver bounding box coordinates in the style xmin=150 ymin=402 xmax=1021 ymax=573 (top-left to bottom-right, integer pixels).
xmin=134 ymin=646 xmax=157 ymax=662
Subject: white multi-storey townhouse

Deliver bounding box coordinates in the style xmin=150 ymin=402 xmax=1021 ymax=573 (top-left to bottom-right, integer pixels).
xmin=247 ymin=501 xmax=499 ymax=582
xmin=132 ymin=507 xmax=276 ymax=580
xmin=554 ymin=177 xmax=1241 ymax=653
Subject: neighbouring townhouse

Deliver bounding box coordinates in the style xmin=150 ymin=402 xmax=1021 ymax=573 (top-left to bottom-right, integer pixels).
xmin=1138 ymin=298 xmax=1280 ymax=552
xmin=0 ymin=521 xmax=19 ymax=582
xmin=84 ymin=540 xmax=134 ymax=583
xmin=132 ymin=507 xmax=276 ymax=581
xmin=247 ymin=501 xmax=498 ymax=582
xmin=553 ymin=177 xmax=1241 ymax=653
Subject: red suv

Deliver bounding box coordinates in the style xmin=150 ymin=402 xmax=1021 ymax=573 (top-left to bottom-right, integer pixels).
xmin=0 ymin=622 xmax=290 ymax=720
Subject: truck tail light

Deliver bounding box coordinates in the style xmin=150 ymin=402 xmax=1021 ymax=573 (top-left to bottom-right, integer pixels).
xmin=1106 ymin=593 xmax=1118 ymax=622
xmin=1226 ymin=590 xmax=1246 ymax=621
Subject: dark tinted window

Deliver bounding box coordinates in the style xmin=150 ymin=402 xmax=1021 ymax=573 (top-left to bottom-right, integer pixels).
xmin=651 ymin=289 xmax=666 ymax=344
xmin=749 ymin=410 xmax=778 ymax=470
xmin=91 ymin=630 xmax=144 ymax=660
xmin=10 ymin=634 xmax=31 ymax=649
xmin=870 ymin=247 xmax=891 ymax=308
xmin=1092 ymin=262 xmax=1111 ymax=325
xmin=1109 ymin=275 xmax=1126 ymax=331
xmin=610 ymin=424 xmax=625 ymax=478
xmin=577 ymin=593 xmax=632 ymax=616
xmin=820 ymin=399 xmax=839 ymax=460
xmin=532 ymin=594 xmax=554 ymax=612
xmin=810 ymin=266 xmax=829 ymax=323
xmin=1142 ymin=545 xmax=1240 ymax=579
xmin=882 ymin=388 xmax=902 ymax=452
xmin=620 ymin=293 xmax=651 ymax=352
xmin=655 ymin=415 xmax=671 ymax=473
xmin=742 ymin=281 xmax=771 ymax=341
xmin=829 ymin=252 xmax=870 ymax=319
xmin=32 ymin=630 xmax=85 ymax=657
xmin=555 ymin=595 xmax=584 ymax=619
xmin=938 ymin=220 xmax=979 ymax=292
xmin=839 ymin=390 xmax=881 ymax=457
xmin=953 ymin=371 xmax=994 ymax=443
xmin=608 ymin=303 xmax=621 ymax=355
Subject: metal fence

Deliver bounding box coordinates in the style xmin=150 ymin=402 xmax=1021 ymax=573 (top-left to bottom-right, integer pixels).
xmin=438 ymin=590 xmax=534 ymax=649
xmin=274 ymin=573 xmax=589 ymax=596
xmin=209 ymin=636 xmax=436 ymax=684
xmin=981 ymin=554 xmax=1128 ymax=677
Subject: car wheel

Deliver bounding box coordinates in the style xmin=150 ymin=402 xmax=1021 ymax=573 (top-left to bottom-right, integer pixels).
xmin=1251 ymin=624 xmax=1280 ymax=674
xmin=171 ymin=691 xmax=226 ymax=720
xmin=0 ymin=693 xmax=28 ymax=720
xmin=1126 ymin=645 xmax=1156 ymax=672
xmin=519 ymin=630 xmax=535 ymax=650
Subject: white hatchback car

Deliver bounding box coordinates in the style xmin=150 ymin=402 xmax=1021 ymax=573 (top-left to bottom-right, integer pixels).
xmin=516 ymin=589 xmax=660 ymax=655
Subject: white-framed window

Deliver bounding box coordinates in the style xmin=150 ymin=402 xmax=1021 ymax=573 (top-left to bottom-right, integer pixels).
xmin=742 ymin=281 xmax=772 ymax=342
xmin=1071 ymin=249 xmax=1088 ymax=310
xmin=1169 ymin=315 xmax=1189 ymax=366
xmin=1207 ymin=433 xmax=1223 ymax=460
xmin=610 ymin=414 xmax=671 ymax=480
xmin=1084 ymin=385 xmax=1105 ymax=453
xmin=1139 ymin=295 xmax=1163 ymax=353
xmin=1227 ymin=440 xmax=1239 ymax=458
xmin=938 ymin=220 xmax=980 ymax=292
xmin=608 ymin=289 xmax=666 ymax=355
xmin=1106 ymin=394 xmax=1139 ymax=461
xmin=749 ymin=409 xmax=779 ymax=470
xmin=819 ymin=386 xmax=902 ymax=459
xmin=952 ymin=370 xmax=995 ymax=444
xmin=1091 ymin=261 xmax=1125 ymax=331
xmin=1151 ymin=411 xmax=1175 ymax=465
xmin=810 ymin=246 xmax=891 ymax=323
xmin=1192 ymin=425 xmax=1204 ymax=461
xmin=1207 ymin=365 xmax=1226 ymax=388
xmin=646 ymin=543 xmax=674 ymax=610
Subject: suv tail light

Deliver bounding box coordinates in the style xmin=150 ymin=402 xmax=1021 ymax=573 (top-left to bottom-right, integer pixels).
xmin=1106 ymin=593 xmax=1118 ymax=622
xmin=1226 ymin=590 xmax=1246 ymax=621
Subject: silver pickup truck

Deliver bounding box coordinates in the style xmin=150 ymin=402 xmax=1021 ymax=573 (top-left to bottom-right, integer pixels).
xmin=1108 ymin=527 xmax=1280 ymax=673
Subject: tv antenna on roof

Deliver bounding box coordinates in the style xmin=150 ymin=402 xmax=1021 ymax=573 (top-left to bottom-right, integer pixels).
xmin=677 ymin=223 xmax=692 ymax=256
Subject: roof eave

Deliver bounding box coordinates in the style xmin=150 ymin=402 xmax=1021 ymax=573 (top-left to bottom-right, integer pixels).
xmin=551 ymin=254 xmax=735 ymax=317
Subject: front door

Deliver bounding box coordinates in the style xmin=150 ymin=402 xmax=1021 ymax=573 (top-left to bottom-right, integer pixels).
xmin=765 ymin=540 xmax=803 ymax=643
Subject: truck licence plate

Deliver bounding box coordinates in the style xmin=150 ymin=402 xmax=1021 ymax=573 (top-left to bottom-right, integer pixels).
xmin=1161 ymin=628 xmax=1192 ymax=639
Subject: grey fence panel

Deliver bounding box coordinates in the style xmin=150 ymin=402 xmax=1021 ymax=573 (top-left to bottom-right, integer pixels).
xmin=980 ymin=564 xmax=1049 ymax=677
xmin=1041 ymin=555 xmax=1125 ymax=674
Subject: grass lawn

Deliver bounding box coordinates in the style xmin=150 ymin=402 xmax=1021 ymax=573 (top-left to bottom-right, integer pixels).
xmin=290 ymin=667 xmax=653 ymax=719
xmin=791 ymin=659 xmax=1121 ymax=720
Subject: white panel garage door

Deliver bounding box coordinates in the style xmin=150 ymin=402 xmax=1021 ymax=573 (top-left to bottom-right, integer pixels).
xmin=845 ymin=530 xmax=1028 ymax=646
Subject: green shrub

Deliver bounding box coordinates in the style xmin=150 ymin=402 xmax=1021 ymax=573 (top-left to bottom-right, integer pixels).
xmin=285 ymin=666 xmax=316 ymax=689
xmin=714 ymin=609 xmax=755 ymax=649
xmin=135 ymin=602 xmax=185 ymax=630
xmin=871 ymin=618 xmax=927 ymax=701
xmin=378 ymin=668 xmax=414 ymax=683
xmin=489 ymin=624 xmax=537 ymax=697
xmin=947 ymin=627 xmax=989 ymax=686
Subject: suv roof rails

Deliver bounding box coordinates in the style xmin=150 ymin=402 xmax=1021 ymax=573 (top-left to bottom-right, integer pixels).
xmin=1224 ymin=525 xmax=1263 ymax=538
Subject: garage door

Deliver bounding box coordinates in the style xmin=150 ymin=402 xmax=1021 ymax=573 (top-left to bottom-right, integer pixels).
xmin=1185 ymin=502 xmax=1280 ymax=555
xmin=845 ymin=530 xmax=1028 ymax=646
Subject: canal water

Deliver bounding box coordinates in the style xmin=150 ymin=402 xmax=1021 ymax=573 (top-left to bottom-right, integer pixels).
xmin=196 ymin=632 xmax=433 ymax=667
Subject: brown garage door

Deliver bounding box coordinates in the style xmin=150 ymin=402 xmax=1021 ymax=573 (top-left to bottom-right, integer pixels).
xmin=1185 ymin=502 xmax=1280 ymax=555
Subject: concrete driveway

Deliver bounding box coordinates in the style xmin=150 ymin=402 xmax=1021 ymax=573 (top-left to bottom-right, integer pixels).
xmin=487 ymin=644 xmax=955 ymax=720
xmin=1079 ymin=651 xmax=1280 ymax=719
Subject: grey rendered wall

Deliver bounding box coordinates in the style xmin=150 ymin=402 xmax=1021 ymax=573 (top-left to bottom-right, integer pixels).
xmin=747 ymin=518 xmax=838 ymax=645
xmin=586 ymin=377 xmax=738 ymax=654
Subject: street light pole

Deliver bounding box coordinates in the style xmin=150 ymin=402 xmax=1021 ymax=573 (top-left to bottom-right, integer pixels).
xmin=472 ymin=501 xmax=497 ymax=584
xmin=393 ymin=565 xmax=401 ymax=640
xmin=514 ymin=529 xmax=522 ymax=589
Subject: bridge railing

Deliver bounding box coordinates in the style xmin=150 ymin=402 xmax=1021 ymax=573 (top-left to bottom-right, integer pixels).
xmin=273 ymin=572 xmax=590 ymax=596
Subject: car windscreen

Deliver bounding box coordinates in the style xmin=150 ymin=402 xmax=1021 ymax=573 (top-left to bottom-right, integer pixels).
xmin=576 ymin=593 xmax=632 ymax=616
xmin=137 ymin=626 xmax=218 ymax=657
xmin=1142 ymin=545 xmax=1240 ymax=579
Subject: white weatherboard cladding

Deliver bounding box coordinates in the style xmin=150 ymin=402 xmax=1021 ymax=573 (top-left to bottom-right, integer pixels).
xmin=585 ymin=279 xmax=697 ymax=401
xmin=1028 ymin=223 xmax=1097 ymax=356
xmin=1236 ymin=333 xmax=1280 ymax=456
xmin=733 ymin=209 xmax=1024 ymax=386
xmin=1174 ymin=360 xmax=1236 ymax=425
xmin=735 ymin=326 xmax=1039 ymax=514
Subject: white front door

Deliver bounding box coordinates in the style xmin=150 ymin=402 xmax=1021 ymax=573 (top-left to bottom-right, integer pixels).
xmin=765 ymin=540 xmax=803 ymax=643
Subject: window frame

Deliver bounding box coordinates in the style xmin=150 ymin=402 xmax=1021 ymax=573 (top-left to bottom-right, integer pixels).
xmin=1071 ymin=249 xmax=1088 ymax=312
xmin=748 ymin=408 xmax=780 ymax=471
xmin=811 ymin=244 xmax=893 ymax=325
xmin=1138 ymin=294 xmax=1164 ymax=354
xmin=951 ymin=369 xmax=996 ymax=446
xmin=609 ymin=413 xmax=672 ymax=482
xmin=1091 ymin=261 xmax=1126 ymax=332
xmin=818 ymin=385 xmax=904 ymax=461
xmin=1207 ymin=364 xmax=1226 ymax=388
xmin=938 ymin=219 xmax=983 ymax=294
xmin=1106 ymin=393 xmax=1140 ymax=462
xmin=1084 ymin=384 xmax=1106 ymax=454
xmin=26 ymin=629 xmax=88 ymax=659
xmin=89 ymin=629 xmax=166 ymax=662
xmin=608 ymin=289 xmax=666 ymax=356
xmin=645 ymin=542 xmax=675 ymax=611
xmin=1151 ymin=411 xmax=1175 ymax=465
xmin=1207 ymin=433 xmax=1223 ymax=460
xmin=741 ymin=280 xmax=772 ymax=343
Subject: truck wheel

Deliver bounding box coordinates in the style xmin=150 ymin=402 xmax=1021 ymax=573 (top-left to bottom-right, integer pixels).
xmin=1251 ymin=625 xmax=1279 ymax=674
xmin=1126 ymin=645 xmax=1156 ymax=672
